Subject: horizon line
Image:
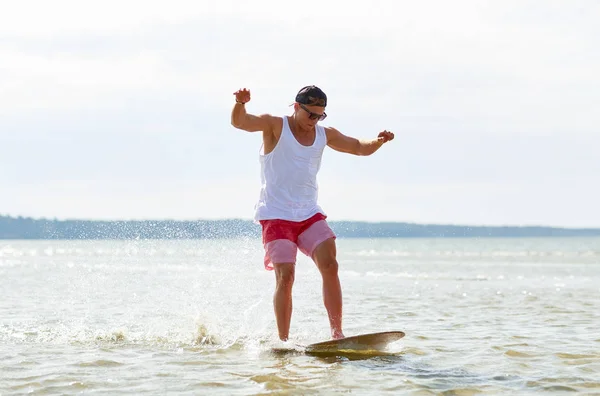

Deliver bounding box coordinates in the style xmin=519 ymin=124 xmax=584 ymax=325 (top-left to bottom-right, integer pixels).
xmin=1 ymin=214 xmax=599 ymax=231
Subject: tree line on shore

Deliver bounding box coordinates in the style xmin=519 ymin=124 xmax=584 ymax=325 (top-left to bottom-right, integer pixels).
xmin=1 ymin=215 xmax=599 ymax=239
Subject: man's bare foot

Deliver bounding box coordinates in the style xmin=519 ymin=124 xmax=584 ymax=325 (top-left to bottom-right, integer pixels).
xmin=332 ymin=330 xmax=345 ymax=340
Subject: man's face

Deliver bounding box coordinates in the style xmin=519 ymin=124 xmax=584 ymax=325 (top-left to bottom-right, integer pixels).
xmin=295 ymin=103 xmax=327 ymax=128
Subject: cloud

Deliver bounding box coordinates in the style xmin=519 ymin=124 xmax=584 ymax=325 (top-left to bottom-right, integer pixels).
xmin=0 ymin=179 xmax=259 ymax=221
xmin=4 ymin=177 xmax=598 ymax=227
xmin=1 ymin=0 xmax=599 ymax=225
xmin=3 ymin=1 xmax=598 ymax=128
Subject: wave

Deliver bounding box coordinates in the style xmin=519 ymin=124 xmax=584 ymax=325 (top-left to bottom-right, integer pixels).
xmin=352 ymin=249 xmax=600 ymax=258
xmin=0 ymin=316 xmax=334 ymax=355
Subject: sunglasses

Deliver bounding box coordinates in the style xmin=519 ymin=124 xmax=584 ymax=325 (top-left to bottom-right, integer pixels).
xmin=299 ymin=103 xmax=327 ymax=121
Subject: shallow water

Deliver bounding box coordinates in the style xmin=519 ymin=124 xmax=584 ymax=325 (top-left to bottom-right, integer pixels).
xmin=1 ymin=237 xmax=599 ymax=395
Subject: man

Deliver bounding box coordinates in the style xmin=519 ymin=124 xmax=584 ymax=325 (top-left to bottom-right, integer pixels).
xmin=230 ymin=85 xmax=394 ymax=341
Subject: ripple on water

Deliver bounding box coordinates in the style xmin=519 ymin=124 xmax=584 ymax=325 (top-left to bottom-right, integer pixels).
xmin=577 ymin=381 xmax=600 ymax=389
xmin=540 ymin=385 xmax=579 ymax=392
xmin=554 ymin=351 xmax=600 ymax=370
xmin=250 ymin=374 xmax=300 ymax=391
xmin=7 ymin=376 xmax=92 ymax=395
xmin=555 ymin=353 xmax=600 ymax=359
xmin=188 ymin=381 xmax=228 ymax=388
xmin=504 ymin=350 xmax=538 ymax=358
xmin=73 ymin=359 xmax=125 ymax=368
xmin=440 ymin=388 xmax=487 ymax=396
xmin=525 ymin=376 xmax=600 ymax=393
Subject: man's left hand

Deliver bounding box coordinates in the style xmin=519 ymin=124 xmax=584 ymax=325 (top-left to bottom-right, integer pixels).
xmin=378 ymin=130 xmax=395 ymax=143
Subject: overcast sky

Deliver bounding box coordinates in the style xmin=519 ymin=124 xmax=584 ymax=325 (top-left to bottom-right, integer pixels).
xmin=1 ymin=0 xmax=599 ymax=227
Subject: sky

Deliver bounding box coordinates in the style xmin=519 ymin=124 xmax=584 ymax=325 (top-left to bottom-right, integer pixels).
xmin=1 ymin=0 xmax=599 ymax=227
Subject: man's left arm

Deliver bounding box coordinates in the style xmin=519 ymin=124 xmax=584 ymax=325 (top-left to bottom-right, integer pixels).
xmin=325 ymin=127 xmax=394 ymax=156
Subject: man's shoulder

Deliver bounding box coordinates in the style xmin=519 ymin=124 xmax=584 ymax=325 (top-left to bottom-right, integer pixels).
xmin=257 ymin=115 xmax=284 ymax=139
xmin=258 ymin=114 xmax=283 ymax=128
xmin=322 ymin=125 xmax=341 ymax=139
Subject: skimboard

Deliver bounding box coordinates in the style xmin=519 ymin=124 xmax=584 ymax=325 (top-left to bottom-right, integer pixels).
xmin=271 ymin=331 xmax=405 ymax=358
xmin=305 ymin=331 xmax=405 ymax=357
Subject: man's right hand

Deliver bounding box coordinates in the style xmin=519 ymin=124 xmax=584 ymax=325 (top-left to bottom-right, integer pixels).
xmin=233 ymin=88 xmax=251 ymax=104
xmin=231 ymin=87 xmax=274 ymax=133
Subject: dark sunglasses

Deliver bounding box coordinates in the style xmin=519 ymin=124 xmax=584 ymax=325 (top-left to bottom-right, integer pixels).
xmin=299 ymin=103 xmax=327 ymax=121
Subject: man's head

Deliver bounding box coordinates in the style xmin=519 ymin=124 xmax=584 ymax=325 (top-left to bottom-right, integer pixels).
xmin=293 ymin=85 xmax=327 ymax=128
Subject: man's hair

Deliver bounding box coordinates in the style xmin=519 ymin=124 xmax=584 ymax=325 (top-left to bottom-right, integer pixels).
xmin=295 ymin=85 xmax=327 ymax=107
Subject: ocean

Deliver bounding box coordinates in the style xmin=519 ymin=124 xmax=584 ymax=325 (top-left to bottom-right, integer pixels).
xmin=1 ymin=237 xmax=599 ymax=395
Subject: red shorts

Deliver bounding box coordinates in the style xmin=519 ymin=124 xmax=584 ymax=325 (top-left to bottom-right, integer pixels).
xmin=259 ymin=213 xmax=336 ymax=270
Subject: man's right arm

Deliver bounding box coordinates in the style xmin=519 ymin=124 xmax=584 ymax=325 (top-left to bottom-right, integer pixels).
xmin=230 ymin=102 xmax=273 ymax=132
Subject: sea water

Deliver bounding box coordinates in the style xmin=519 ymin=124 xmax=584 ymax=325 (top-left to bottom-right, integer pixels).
xmin=1 ymin=237 xmax=599 ymax=395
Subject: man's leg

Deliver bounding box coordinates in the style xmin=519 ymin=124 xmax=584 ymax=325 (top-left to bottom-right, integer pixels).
xmin=273 ymin=262 xmax=295 ymax=341
xmin=311 ymin=238 xmax=344 ymax=339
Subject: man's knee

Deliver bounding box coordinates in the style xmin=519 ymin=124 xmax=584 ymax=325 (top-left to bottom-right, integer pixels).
xmin=312 ymin=238 xmax=338 ymax=275
xmin=274 ymin=263 xmax=295 ymax=289
xmin=318 ymin=258 xmax=339 ymax=276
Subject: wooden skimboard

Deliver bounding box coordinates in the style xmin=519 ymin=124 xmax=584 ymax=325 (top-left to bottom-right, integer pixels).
xmin=304 ymin=331 xmax=405 ymax=358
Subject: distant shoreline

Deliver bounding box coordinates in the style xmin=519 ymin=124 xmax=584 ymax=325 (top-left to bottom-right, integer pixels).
xmin=2 ymin=215 xmax=599 ymax=239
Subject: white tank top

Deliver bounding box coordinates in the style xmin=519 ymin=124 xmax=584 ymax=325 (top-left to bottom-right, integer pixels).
xmin=254 ymin=116 xmax=327 ymax=222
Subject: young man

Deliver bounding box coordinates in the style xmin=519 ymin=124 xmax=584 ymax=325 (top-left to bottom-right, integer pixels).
xmin=230 ymin=85 xmax=394 ymax=341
